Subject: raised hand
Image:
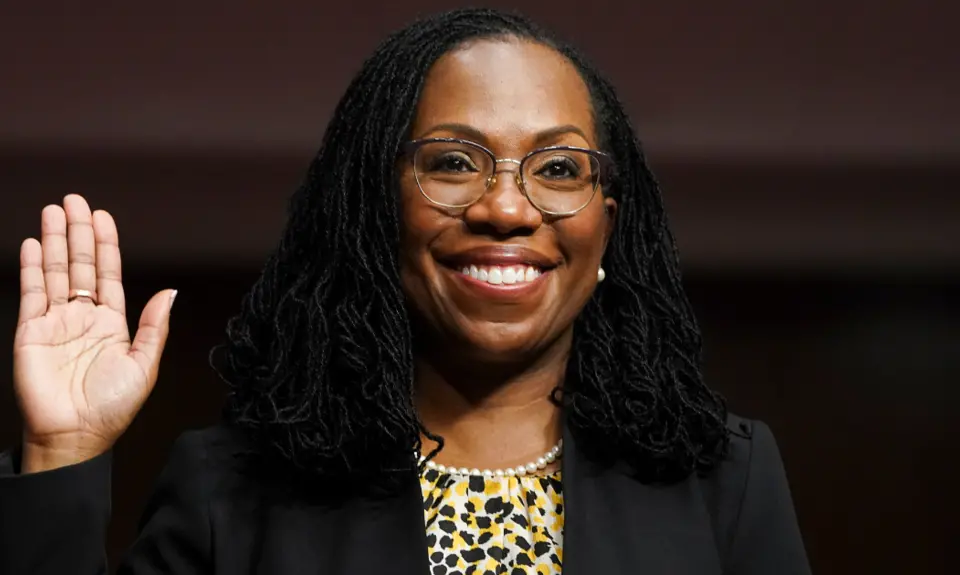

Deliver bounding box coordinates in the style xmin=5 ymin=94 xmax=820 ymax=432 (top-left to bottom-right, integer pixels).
xmin=13 ymin=195 xmax=176 ymax=473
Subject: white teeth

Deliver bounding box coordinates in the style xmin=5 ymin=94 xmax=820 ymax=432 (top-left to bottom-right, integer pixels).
xmin=459 ymin=265 xmax=542 ymax=286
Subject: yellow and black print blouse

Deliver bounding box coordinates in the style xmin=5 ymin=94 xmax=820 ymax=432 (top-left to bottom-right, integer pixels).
xmin=420 ymin=468 xmax=564 ymax=574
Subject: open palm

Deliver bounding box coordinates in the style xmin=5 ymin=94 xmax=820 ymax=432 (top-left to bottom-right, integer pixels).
xmin=13 ymin=195 xmax=176 ymax=469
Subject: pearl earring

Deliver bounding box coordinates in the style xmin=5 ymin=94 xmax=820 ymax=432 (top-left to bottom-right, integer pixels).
xmin=597 ymin=267 xmax=606 ymax=282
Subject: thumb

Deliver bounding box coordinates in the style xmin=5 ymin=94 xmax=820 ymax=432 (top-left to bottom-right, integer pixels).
xmin=129 ymin=289 xmax=178 ymax=382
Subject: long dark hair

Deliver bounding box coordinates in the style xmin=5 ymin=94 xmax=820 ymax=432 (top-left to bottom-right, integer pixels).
xmin=211 ymin=7 xmax=728 ymax=490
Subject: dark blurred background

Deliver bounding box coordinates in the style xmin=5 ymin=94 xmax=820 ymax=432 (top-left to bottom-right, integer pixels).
xmin=0 ymin=1 xmax=955 ymax=572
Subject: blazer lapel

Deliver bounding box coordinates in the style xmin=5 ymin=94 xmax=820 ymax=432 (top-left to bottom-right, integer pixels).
xmin=332 ymin=470 xmax=431 ymax=574
xmin=561 ymin=425 xmax=723 ymax=575
xmin=250 ymin=469 xmax=431 ymax=575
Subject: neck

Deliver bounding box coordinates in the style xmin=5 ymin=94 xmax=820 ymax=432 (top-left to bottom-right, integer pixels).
xmin=414 ymin=333 xmax=570 ymax=472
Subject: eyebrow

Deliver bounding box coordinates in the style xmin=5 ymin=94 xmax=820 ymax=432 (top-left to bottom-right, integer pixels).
xmin=418 ymin=123 xmax=592 ymax=147
xmin=532 ymin=125 xmax=591 ymax=147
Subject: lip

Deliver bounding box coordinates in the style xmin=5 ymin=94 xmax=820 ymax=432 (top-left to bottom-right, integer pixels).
xmin=436 ymin=245 xmax=560 ymax=270
xmin=442 ymin=265 xmax=550 ymax=300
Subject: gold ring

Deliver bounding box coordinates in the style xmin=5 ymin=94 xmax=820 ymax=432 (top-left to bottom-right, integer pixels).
xmin=68 ymin=289 xmax=98 ymax=305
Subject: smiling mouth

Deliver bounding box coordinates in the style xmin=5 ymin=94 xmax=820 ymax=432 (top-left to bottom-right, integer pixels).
xmin=457 ymin=264 xmax=544 ymax=286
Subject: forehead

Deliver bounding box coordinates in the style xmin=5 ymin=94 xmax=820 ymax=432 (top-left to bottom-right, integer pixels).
xmin=411 ymin=39 xmax=597 ymax=148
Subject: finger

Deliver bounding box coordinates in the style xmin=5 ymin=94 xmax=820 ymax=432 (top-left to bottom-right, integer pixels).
xmin=64 ymin=194 xmax=98 ymax=303
xmin=18 ymin=238 xmax=47 ymax=325
xmin=129 ymin=290 xmax=178 ymax=382
xmin=93 ymin=210 xmax=125 ymax=314
xmin=40 ymin=204 xmax=69 ymax=305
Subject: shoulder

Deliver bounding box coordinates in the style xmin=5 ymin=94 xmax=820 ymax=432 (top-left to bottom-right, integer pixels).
xmin=162 ymin=424 xmax=248 ymax=468
xmin=169 ymin=424 xmax=249 ymax=458
xmin=698 ymin=413 xmax=810 ymax=573
xmin=722 ymin=413 xmax=781 ymax=474
xmin=695 ymin=414 xmax=772 ymax=540
xmin=151 ymin=424 xmax=254 ymax=500
xmin=134 ymin=424 xmax=260 ymax=534
xmin=701 ymin=413 xmax=784 ymax=514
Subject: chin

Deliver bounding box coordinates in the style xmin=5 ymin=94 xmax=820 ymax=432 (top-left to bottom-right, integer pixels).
xmin=454 ymin=320 xmax=554 ymax=363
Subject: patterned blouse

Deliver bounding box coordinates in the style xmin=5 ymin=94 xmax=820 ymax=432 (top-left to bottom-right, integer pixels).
xmin=420 ymin=468 xmax=564 ymax=574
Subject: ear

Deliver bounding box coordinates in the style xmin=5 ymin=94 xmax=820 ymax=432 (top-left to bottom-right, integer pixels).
xmin=601 ymin=196 xmax=618 ymax=252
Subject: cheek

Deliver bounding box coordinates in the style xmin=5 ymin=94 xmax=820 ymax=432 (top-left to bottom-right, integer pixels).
xmin=550 ymin=207 xmax=608 ymax=311
xmin=555 ymin=204 xmax=608 ymax=266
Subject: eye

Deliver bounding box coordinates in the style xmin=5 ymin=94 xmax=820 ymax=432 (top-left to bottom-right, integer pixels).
xmin=428 ymin=152 xmax=480 ymax=173
xmin=535 ymin=156 xmax=581 ymax=180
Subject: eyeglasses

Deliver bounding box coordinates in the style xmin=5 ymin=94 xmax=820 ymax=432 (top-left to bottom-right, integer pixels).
xmin=402 ymin=138 xmax=614 ymax=217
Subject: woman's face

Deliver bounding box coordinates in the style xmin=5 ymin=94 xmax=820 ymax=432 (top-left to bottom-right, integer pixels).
xmin=399 ymin=38 xmax=617 ymax=363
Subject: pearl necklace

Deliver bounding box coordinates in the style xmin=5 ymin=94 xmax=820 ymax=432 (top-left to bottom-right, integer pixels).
xmin=417 ymin=439 xmax=563 ymax=478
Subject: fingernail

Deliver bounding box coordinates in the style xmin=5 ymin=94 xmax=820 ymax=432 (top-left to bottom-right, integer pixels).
xmin=169 ymin=290 xmax=178 ymax=311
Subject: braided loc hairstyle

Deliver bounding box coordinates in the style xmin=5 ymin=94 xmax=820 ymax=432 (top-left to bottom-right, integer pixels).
xmin=212 ymin=7 xmax=729 ymax=490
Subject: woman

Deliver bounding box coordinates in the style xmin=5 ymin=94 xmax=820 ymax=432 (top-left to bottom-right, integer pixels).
xmin=0 ymin=8 xmax=810 ymax=575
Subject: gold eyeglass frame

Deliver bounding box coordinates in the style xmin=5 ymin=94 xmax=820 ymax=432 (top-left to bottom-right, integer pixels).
xmin=402 ymin=137 xmax=615 ymax=217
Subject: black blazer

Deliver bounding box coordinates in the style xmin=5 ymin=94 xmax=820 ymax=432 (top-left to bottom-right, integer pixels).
xmin=0 ymin=415 xmax=811 ymax=574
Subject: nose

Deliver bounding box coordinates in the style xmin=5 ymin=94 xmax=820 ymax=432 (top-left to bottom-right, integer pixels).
xmin=462 ymin=162 xmax=543 ymax=236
